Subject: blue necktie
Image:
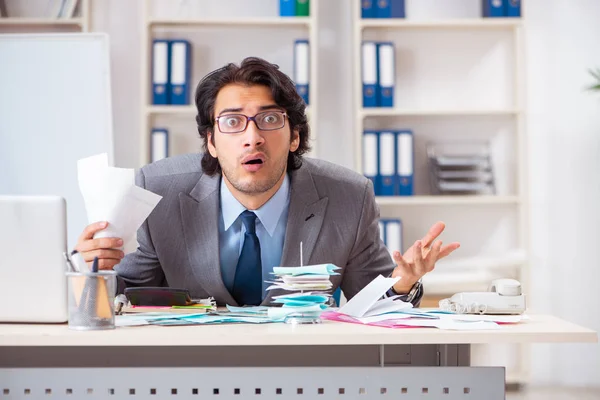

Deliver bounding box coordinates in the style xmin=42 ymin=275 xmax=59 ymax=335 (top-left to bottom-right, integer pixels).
xmin=232 ymin=210 xmax=262 ymax=306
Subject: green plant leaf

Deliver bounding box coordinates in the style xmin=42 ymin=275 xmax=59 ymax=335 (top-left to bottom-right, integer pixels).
xmin=587 ymin=68 xmax=600 ymax=91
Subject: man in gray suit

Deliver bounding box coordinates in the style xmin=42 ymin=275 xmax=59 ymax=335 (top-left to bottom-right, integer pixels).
xmin=75 ymin=57 xmax=460 ymax=307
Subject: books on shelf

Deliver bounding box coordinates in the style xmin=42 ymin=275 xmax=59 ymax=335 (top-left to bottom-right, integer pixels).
xmin=379 ymin=218 xmax=403 ymax=254
xmin=361 ymin=41 xmax=395 ymax=108
xmin=362 ymin=0 xmax=405 ymax=19
xmin=279 ymin=0 xmax=310 ymax=17
xmin=294 ymin=39 xmax=310 ymax=105
xmin=152 ymin=39 xmax=192 ymax=106
xmin=363 ymin=130 xmax=413 ymax=197
xmin=150 ymin=128 xmax=169 ymax=162
xmin=482 ymin=0 xmax=521 ymax=18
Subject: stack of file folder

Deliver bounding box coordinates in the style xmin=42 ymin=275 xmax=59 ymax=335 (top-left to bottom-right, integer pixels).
xmin=152 ymin=39 xmax=192 ymax=105
xmin=363 ymin=130 xmax=414 ymax=196
xmin=362 ymin=41 xmax=395 ymax=108
xmin=427 ymin=141 xmax=496 ymax=195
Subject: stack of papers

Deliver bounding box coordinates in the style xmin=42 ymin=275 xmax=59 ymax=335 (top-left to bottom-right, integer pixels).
xmin=266 ymin=263 xmax=340 ymax=291
xmin=116 ymin=303 xmax=328 ymax=327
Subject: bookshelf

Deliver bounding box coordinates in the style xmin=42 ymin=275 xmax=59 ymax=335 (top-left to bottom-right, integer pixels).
xmin=0 ymin=0 xmax=89 ymax=32
xmin=139 ymin=0 xmax=319 ymax=166
xmin=352 ymin=0 xmax=529 ymax=386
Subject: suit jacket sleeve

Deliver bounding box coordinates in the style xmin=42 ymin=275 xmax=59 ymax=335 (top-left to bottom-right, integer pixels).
xmin=340 ymin=179 xmax=396 ymax=301
xmin=114 ymin=168 xmax=167 ymax=294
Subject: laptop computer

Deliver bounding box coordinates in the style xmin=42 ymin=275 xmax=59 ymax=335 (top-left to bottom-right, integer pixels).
xmin=0 ymin=195 xmax=68 ymax=323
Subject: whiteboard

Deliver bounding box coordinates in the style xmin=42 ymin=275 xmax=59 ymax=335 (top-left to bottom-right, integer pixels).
xmin=0 ymin=33 xmax=114 ymax=250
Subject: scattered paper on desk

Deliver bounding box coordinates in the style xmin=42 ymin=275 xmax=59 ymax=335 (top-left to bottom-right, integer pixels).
xmin=267 ymin=304 xmax=326 ymax=320
xmin=321 ymin=311 xmax=502 ymax=330
xmin=338 ymin=275 xmax=408 ymax=318
xmin=226 ymin=305 xmax=269 ymax=314
xmin=77 ymin=153 xmax=162 ymax=253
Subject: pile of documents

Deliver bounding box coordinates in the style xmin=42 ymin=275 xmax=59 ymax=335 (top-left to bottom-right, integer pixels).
xmin=266 ymin=263 xmax=340 ymax=292
xmin=266 ymin=263 xmax=340 ymax=321
xmin=116 ymin=297 xmax=330 ymax=327
xmin=321 ymin=274 xmax=525 ymax=330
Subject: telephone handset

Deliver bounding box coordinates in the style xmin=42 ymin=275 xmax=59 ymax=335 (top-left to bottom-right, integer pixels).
xmin=440 ymin=278 xmax=526 ymax=315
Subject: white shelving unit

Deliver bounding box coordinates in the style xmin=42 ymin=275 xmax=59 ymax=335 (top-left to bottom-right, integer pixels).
xmin=139 ymin=0 xmax=319 ymax=167
xmin=352 ymin=1 xmax=528 ymax=387
xmin=0 ymin=0 xmax=90 ymax=32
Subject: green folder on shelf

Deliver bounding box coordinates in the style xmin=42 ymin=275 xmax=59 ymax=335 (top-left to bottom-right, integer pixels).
xmin=296 ymin=0 xmax=309 ymax=16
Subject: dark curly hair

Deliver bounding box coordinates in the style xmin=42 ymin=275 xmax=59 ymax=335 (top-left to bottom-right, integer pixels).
xmin=194 ymin=57 xmax=311 ymax=176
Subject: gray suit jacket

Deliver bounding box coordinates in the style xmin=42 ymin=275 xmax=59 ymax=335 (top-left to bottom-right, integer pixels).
xmin=115 ymin=154 xmax=397 ymax=306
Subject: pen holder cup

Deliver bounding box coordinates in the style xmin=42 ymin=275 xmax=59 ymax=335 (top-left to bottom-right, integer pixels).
xmin=66 ymin=271 xmax=117 ymax=330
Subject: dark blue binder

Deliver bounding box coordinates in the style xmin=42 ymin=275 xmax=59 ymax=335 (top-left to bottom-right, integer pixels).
xmin=151 ymin=39 xmax=170 ymax=105
xmin=390 ymin=0 xmax=405 ymax=18
xmin=279 ymin=0 xmax=296 ymax=16
xmin=395 ymin=130 xmax=414 ymax=196
xmin=361 ymin=0 xmax=375 ymax=18
xmin=377 ymin=42 xmax=394 ymax=108
xmin=385 ymin=219 xmax=403 ymax=254
xmin=505 ymin=0 xmax=521 ymax=17
xmin=482 ymin=0 xmax=504 ymax=17
xmin=169 ymin=40 xmax=191 ymax=105
xmin=378 ymin=131 xmax=396 ymax=196
xmin=294 ymin=39 xmax=310 ymax=105
xmin=363 ymin=131 xmax=379 ymax=193
xmin=150 ymin=128 xmax=169 ymax=162
xmin=379 ymin=220 xmax=387 ymax=245
xmin=375 ymin=0 xmax=390 ymax=18
xmin=362 ymin=41 xmax=378 ymax=107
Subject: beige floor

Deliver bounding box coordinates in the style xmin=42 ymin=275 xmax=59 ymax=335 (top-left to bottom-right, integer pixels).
xmin=507 ymin=387 xmax=600 ymax=400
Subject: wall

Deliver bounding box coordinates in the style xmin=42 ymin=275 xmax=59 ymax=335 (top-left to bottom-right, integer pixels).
xmin=525 ymin=0 xmax=600 ymax=386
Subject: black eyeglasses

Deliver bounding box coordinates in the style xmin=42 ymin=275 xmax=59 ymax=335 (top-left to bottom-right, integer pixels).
xmin=215 ymin=111 xmax=287 ymax=134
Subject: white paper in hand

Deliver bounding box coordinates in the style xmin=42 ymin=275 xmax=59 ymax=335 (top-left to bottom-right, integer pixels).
xmin=338 ymin=275 xmax=412 ymax=318
xmin=77 ymin=153 xmax=162 ymax=253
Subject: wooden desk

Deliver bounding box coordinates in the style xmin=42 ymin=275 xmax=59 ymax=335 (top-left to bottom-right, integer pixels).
xmin=0 ymin=314 xmax=596 ymax=399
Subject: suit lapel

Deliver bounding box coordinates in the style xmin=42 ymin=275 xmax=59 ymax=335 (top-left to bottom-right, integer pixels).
xmin=262 ymin=164 xmax=329 ymax=304
xmin=179 ymin=173 xmax=237 ymax=306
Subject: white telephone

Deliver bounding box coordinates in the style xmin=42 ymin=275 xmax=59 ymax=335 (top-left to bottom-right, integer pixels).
xmin=440 ymin=279 xmax=526 ymax=315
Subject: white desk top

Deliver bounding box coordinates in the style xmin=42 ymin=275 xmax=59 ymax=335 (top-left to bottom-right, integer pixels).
xmin=0 ymin=314 xmax=596 ymax=347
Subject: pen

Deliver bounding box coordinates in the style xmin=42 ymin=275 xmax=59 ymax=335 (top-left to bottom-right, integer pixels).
xmin=86 ymin=257 xmax=99 ymax=319
xmin=63 ymin=252 xmax=76 ymax=272
xmin=70 ymin=250 xmax=90 ymax=272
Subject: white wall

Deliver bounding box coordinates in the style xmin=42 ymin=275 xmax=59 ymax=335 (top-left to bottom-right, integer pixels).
xmin=526 ymin=0 xmax=600 ymax=386
xmin=14 ymin=0 xmax=600 ymax=386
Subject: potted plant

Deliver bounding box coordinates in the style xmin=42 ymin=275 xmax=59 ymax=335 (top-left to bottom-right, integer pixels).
xmin=588 ymin=68 xmax=600 ymax=92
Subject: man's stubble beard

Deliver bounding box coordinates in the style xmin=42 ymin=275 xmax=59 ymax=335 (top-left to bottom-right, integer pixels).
xmin=222 ymin=154 xmax=288 ymax=195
